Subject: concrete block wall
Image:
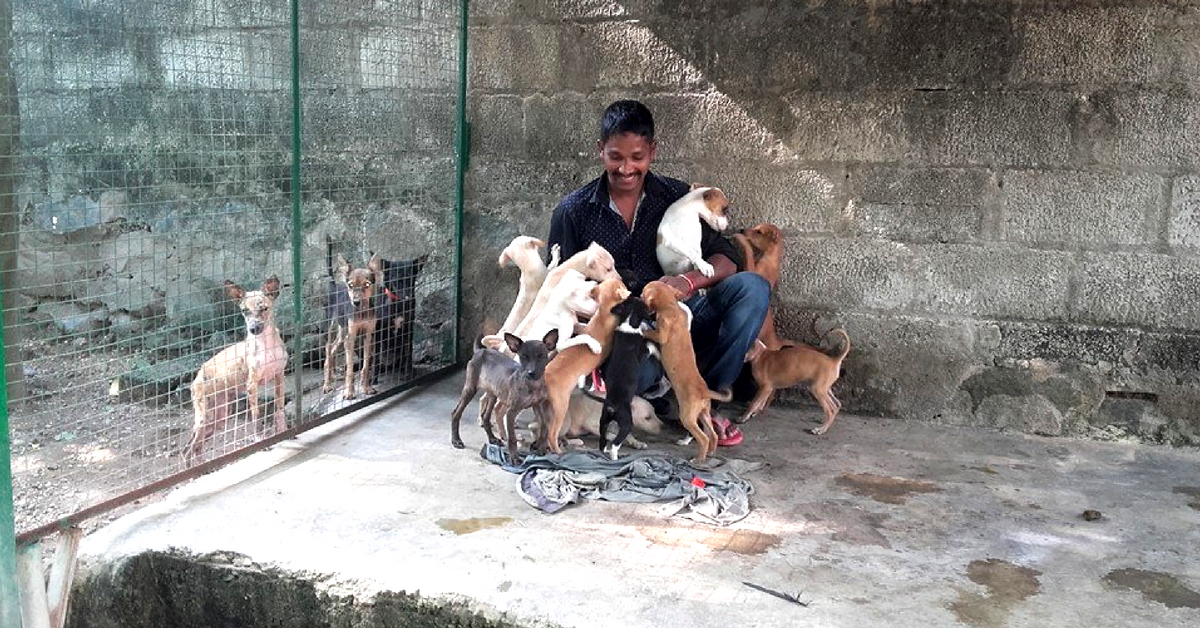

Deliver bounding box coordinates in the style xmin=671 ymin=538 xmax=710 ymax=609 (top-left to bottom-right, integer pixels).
xmin=461 ymin=0 xmax=1200 ymax=443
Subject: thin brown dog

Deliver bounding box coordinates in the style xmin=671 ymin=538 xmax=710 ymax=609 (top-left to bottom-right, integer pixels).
xmin=185 ymin=276 xmax=287 ymax=464
xmin=537 ymin=278 xmax=630 ymax=454
xmin=733 ymin=223 xmax=792 ymax=355
xmin=323 ymin=253 xmax=383 ymax=399
xmin=738 ymin=329 xmax=851 ymax=435
xmin=639 ymin=281 xmax=731 ymax=464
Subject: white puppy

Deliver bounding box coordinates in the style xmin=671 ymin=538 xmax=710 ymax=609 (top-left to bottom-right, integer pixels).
xmin=656 ymin=186 xmax=730 ymax=278
xmin=483 ymin=269 xmax=600 ymax=354
xmin=511 ymin=242 xmax=619 ymax=338
xmin=497 ymin=236 xmax=559 ymax=334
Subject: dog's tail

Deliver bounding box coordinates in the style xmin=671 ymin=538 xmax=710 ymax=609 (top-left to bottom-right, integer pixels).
xmin=708 ymin=388 xmax=733 ymax=402
xmin=472 ymin=318 xmax=501 ymax=348
xmin=832 ymin=328 xmax=851 ymax=362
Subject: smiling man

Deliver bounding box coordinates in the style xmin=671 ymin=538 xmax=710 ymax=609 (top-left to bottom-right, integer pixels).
xmin=546 ymin=100 xmax=769 ymax=447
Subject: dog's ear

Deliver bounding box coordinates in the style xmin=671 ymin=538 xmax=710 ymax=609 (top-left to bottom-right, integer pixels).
xmin=367 ymin=253 xmax=382 ymax=274
xmin=689 ymin=182 xmax=705 ymax=191
xmin=223 ymin=280 xmax=245 ymax=302
xmin=335 ymin=254 xmax=350 ymax=283
xmin=498 ymin=249 xmax=513 ymax=268
xmin=541 ymin=328 xmax=559 ymax=353
xmin=504 ymin=332 xmax=523 ymax=354
xmin=261 ymin=276 xmax=281 ymax=299
xmin=529 ymin=238 xmax=546 ymax=249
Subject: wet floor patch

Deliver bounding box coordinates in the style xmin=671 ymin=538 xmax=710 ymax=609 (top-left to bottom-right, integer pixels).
xmin=1174 ymin=486 xmax=1200 ymax=510
xmin=949 ymin=559 xmax=1042 ymax=628
xmin=797 ymin=501 xmax=891 ymax=548
xmin=435 ymin=516 xmax=513 ymax=535
xmin=1102 ymin=568 xmax=1200 ymax=609
xmin=835 ymin=473 xmax=941 ymax=504
xmin=639 ymin=524 xmax=780 ymax=555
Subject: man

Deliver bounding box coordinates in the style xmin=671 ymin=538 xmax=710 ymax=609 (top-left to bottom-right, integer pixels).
xmin=547 ymin=100 xmax=769 ymax=446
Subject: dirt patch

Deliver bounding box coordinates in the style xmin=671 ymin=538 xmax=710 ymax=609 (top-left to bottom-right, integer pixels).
xmin=949 ymin=559 xmax=1042 ymax=628
xmin=436 ymin=517 xmax=513 ymax=535
xmin=835 ymin=473 xmax=941 ymax=504
xmin=797 ymin=501 xmax=891 ymax=549
xmin=639 ymin=523 xmax=780 ymax=555
xmin=1102 ymin=568 xmax=1200 ymax=609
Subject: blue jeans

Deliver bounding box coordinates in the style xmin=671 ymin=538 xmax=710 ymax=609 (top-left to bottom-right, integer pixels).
xmin=636 ymin=272 xmax=770 ymax=397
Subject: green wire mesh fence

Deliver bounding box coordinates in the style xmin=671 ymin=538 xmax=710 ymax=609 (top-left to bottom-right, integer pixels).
xmin=0 ymin=0 xmax=463 ymax=540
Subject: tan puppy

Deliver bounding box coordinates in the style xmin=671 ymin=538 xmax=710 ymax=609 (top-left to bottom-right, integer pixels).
xmin=738 ymin=329 xmax=851 ymax=435
xmin=185 ymin=277 xmax=287 ymax=464
xmin=639 ymin=281 xmax=731 ymax=464
xmin=498 ymin=236 xmax=560 ymax=333
xmin=537 ymin=278 xmax=631 ymax=454
xmin=511 ymin=242 xmax=619 ymax=339
xmin=482 ymin=269 xmax=600 ymax=354
xmin=323 ymin=253 xmax=383 ymax=399
xmin=561 ymin=392 xmax=661 ymax=449
xmin=656 ymin=186 xmax=730 ymax=277
xmin=733 ymin=223 xmax=793 ymax=358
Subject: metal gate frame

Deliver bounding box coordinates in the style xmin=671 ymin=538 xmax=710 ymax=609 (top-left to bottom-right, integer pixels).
xmin=0 ymin=0 xmax=471 ymax=622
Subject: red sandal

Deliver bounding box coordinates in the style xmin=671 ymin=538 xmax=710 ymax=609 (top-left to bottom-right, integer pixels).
xmin=711 ymin=414 xmax=743 ymax=447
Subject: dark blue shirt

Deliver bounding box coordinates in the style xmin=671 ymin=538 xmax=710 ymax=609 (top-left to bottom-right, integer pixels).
xmin=547 ymin=172 xmax=743 ymax=285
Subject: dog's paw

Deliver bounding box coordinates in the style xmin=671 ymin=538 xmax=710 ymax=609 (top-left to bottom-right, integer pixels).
xmin=451 ymin=438 xmax=465 ymax=449
xmin=343 ymin=391 xmax=357 ymax=400
xmin=676 ymin=435 xmax=694 ymax=446
xmin=629 ymin=439 xmax=647 ymax=450
xmin=363 ymin=386 xmax=379 ymax=396
xmin=321 ymin=385 xmax=334 ymax=394
xmin=809 ymin=426 xmax=827 ymax=435
xmin=695 ymin=260 xmax=715 ymax=277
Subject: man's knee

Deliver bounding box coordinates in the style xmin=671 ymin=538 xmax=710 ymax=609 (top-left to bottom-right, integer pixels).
xmin=720 ymin=272 xmax=770 ymax=312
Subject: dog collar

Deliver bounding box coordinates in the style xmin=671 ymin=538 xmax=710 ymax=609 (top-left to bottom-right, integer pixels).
xmin=383 ymin=286 xmax=399 ymax=302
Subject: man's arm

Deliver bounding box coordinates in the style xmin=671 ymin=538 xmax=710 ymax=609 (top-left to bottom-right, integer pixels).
xmin=547 ymin=203 xmax=582 ymax=264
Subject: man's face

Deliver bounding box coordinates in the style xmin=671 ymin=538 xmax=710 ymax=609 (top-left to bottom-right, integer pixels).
xmin=598 ymin=132 xmax=656 ymax=195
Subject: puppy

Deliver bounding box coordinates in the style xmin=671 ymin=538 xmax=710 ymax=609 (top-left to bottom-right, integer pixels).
xmin=498 ymin=236 xmax=560 ymax=333
xmin=373 ymin=252 xmax=428 ymax=378
xmin=511 ymin=242 xmax=619 ymax=338
xmin=598 ymin=294 xmax=654 ymax=459
xmin=323 ymin=252 xmax=382 ymax=399
xmin=536 ymin=278 xmax=631 ymax=454
xmin=185 ymin=276 xmax=287 ymax=464
xmin=733 ymin=223 xmax=792 ymax=357
xmin=450 ymin=330 xmax=558 ymax=464
xmin=558 ymin=392 xmax=661 ymax=449
xmin=481 ymin=268 xmax=600 ymax=355
xmin=738 ymin=329 xmax=851 ymax=435
xmin=639 ymin=281 xmax=731 ymax=463
xmin=656 ymin=185 xmax=730 ymax=278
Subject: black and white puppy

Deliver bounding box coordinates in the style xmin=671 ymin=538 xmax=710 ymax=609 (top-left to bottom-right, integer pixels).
xmin=599 ymin=293 xmax=655 ymax=460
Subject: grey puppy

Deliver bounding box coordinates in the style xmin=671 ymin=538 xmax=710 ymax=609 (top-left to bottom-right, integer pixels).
xmin=450 ymin=329 xmax=558 ymax=464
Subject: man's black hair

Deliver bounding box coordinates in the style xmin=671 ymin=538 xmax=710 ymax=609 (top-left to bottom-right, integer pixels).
xmin=600 ymin=100 xmax=655 ymax=143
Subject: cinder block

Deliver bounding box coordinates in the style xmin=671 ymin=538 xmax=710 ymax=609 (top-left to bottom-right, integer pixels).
xmin=522 ymin=94 xmax=606 ymax=160
xmin=578 ymin=22 xmax=708 ymax=93
xmin=714 ymin=165 xmax=841 ymax=234
xmin=995 ymin=321 xmax=1138 ymax=367
xmin=466 ymin=159 xmax=591 ymax=201
xmin=1001 ymin=170 xmax=1163 ymax=247
xmin=1090 ymin=91 xmax=1200 ymax=171
xmin=1073 ymin=252 xmax=1200 ymax=329
xmin=361 ymin=25 xmax=457 ymax=90
xmin=468 ymin=95 xmax=524 ymax=157
xmin=911 ymin=244 xmax=1074 ymax=321
xmin=1169 ymin=175 xmax=1200 ymax=251
xmin=845 ymin=166 xmax=993 ymax=243
xmin=1009 ymin=6 xmax=1181 ymax=86
xmin=469 ymin=0 xmax=627 ymax=24
xmin=777 ymin=237 xmax=918 ymax=312
xmin=469 ymin=24 xmax=566 ymax=93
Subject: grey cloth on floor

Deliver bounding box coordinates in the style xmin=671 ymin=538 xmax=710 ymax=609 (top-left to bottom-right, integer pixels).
xmin=501 ymin=448 xmax=756 ymax=526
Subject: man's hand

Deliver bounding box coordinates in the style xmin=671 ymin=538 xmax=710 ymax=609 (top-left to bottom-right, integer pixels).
xmin=660 ymin=275 xmax=694 ymax=300
xmin=658 ymin=254 xmax=737 ymax=301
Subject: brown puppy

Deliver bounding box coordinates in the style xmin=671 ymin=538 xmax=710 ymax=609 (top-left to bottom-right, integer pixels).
xmin=738 ymin=329 xmax=850 ymax=435
xmin=639 ymin=281 xmax=731 ymax=464
xmin=323 ymin=253 xmax=383 ymax=399
xmin=537 ymin=278 xmax=631 ymax=454
xmin=733 ymin=223 xmax=792 ymax=355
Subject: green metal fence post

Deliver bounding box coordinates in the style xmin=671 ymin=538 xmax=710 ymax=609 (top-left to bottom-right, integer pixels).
xmin=454 ymin=0 xmax=469 ymax=359
xmin=1 ymin=269 xmax=21 ymax=628
xmin=289 ymin=0 xmax=305 ymax=426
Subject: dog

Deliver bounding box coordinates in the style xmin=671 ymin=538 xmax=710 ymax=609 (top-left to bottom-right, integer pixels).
xmin=323 ymin=252 xmax=383 ymax=399
xmin=737 ymin=329 xmax=851 ymax=435
xmin=656 ymin=185 xmax=730 ymax=278
xmin=733 ymin=223 xmax=792 ymax=358
xmin=639 ymin=280 xmax=731 ymax=464
xmin=498 ymin=236 xmax=560 ymax=333
xmin=509 ymin=242 xmax=618 ymax=339
xmin=536 ymin=278 xmax=631 ymax=454
xmin=185 ymin=276 xmax=287 ymax=464
xmin=372 ymin=252 xmax=429 ymax=379
xmin=450 ymin=330 xmax=558 ymax=464
xmin=482 ymin=268 xmax=600 ymax=355
xmin=558 ymin=392 xmax=661 ymax=450
xmin=598 ymin=294 xmax=655 ymax=459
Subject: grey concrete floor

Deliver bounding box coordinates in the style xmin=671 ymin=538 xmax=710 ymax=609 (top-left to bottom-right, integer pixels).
xmin=80 ymin=371 xmax=1200 ymax=628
